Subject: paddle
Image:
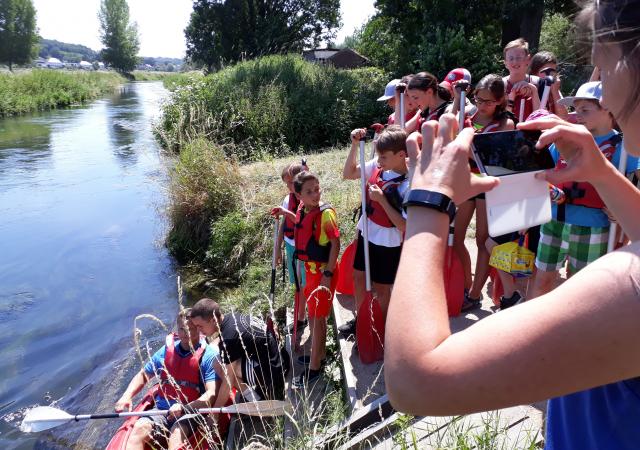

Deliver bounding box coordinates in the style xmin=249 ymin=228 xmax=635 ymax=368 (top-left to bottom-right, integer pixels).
xmin=270 ymin=217 xmax=279 ymax=307
xmin=398 ymin=83 xmax=406 ymax=130
xmin=21 ymin=400 xmax=292 ymax=433
xmin=336 ymin=239 xmax=357 ymax=295
xmin=355 ymin=136 xmax=385 ymax=364
xmin=540 ymin=75 xmax=554 ymax=111
xmin=456 ymin=81 xmax=470 ymax=132
xmin=443 ymin=223 xmax=465 ymax=316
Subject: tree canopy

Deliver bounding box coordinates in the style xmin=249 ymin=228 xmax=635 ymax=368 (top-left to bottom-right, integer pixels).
xmin=98 ymin=0 xmax=140 ymax=73
xmin=185 ymin=0 xmax=341 ymax=72
xmin=0 ymin=0 xmax=38 ymax=70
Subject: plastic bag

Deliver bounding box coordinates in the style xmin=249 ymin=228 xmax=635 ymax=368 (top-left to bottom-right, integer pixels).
xmin=489 ymin=236 xmax=534 ymax=276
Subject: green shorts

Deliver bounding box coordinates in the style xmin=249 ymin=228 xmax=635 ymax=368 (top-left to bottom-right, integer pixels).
xmin=285 ymin=241 xmax=305 ymax=287
xmin=535 ymin=219 xmax=609 ymax=275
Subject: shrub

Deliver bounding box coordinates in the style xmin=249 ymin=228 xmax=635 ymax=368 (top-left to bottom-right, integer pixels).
xmin=167 ymin=137 xmax=241 ymax=262
xmin=157 ymin=54 xmax=389 ymax=162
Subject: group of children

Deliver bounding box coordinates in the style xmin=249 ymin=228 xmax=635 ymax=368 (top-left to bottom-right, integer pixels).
xmin=270 ymin=36 xmax=640 ymax=387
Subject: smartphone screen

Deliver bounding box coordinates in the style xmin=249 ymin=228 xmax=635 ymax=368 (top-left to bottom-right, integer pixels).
xmin=472 ymin=130 xmax=555 ymax=176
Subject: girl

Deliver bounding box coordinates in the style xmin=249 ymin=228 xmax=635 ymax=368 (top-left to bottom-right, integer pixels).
xmin=529 ymin=51 xmax=569 ymax=119
xmin=404 ymin=72 xmax=453 ymax=133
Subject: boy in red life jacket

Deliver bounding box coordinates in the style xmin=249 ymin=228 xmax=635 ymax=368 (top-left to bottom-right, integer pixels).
xmin=503 ymin=38 xmax=541 ymax=121
xmin=275 ymin=162 xmax=307 ymax=331
xmin=529 ymin=81 xmax=640 ymax=298
xmin=339 ymin=125 xmax=409 ymax=335
xmin=272 ymin=172 xmax=340 ymax=387
xmin=114 ymin=309 xmax=222 ymax=450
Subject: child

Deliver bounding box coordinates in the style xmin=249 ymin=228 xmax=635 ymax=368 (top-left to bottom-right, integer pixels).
xmin=529 ymin=51 xmax=569 ymax=119
xmin=503 ymin=38 xmax=541 ymax=122
xmin=530 ymin=81 xmax=640 ymax=298
xmin=339 ymin=125 xmax=409 ymax=333
xmin=272 ymin=172 xmax=340 ymax=387
xmin=451 ymin=74 xmax=516 ymax=311
xmin=404 ymin=71 xmax=453 ymax=133
xmin=390 ymin=74 xmax=419 ymax=127
xmin=275 ymin=162 xmax=307 ymax=330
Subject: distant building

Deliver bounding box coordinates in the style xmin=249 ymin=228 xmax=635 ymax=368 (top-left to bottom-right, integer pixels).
xmin=34 ymin=57 xmax=47 ymax=68
xmin=302 ymin=47 xmax=369 ymax=69
xmin=46 ymin=57 xmax=64 ymax=69
xmin=79 ymin=61 xmax=93 ymax=70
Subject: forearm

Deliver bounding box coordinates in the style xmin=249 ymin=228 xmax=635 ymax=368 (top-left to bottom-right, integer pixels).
xmin=343 ymin=141 xmax=360 ymax=180
xmin=121 ymin=370 xmax=148 ymax=400
xmin=326 ymin=238 xmax=340 ymax=272
xmin=385 ymin=208 xmax=450 ymax=408
xmin=376 ymin=197 xmax=406 ymax=232
xmin=593 ymin=163 xmax=640 ymax=241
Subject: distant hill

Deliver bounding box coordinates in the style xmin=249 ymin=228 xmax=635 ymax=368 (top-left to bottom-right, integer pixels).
xmin=38 ymin=38 xmax=184 ymax=69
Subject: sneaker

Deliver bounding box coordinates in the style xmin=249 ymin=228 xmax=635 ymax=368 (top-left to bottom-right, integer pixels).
xmin=337 ymin=318 xmax=356 ymax=335
xmin=461 ymin=292 xmax=482 ymax=312
xmin=297 ymin=355 xmax=326 ymax=366
xmin=287 ymin=319 xmax=308 ymax=334
xmin=500 ymin=292 xmax=523 ymax=310
xmin=292 ymin=368 xmax=321 ymax=389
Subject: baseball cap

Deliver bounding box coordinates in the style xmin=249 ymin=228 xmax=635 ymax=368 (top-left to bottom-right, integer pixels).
xmin=440 ymin=68 xmax=472 ymax=94
xmin=557 ymin=81 xmax=602 ymax=108
xmin=377 ymin=79 xmax=401 ymax=101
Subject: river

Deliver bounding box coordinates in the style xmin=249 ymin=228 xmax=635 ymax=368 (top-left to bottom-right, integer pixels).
xmin=0 ymin=82 xmax=180 ymax=449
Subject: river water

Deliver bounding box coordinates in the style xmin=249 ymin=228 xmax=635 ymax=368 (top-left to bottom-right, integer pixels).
xmin=0 ymin=82 xmax=180 ymax=449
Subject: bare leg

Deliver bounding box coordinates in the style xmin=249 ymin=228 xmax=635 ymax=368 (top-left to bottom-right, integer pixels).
xmin=528 ymin=269 xmax=558 ymax=299
xmin=309 ymin=316 xmax=327 ymax=371
xmin=168 ymin=423 xmax=191 ymax=450
xmin=126 ymin=420 xmax=154 ymax=450
xmin=372 ymin=282 xmax=392 ymax=318
xmin=469 ymin=199 xmax=490 ymax=299
xmin=295 ymin=261 xmax=307 ymax=322
xmin=453 ymin=200 xmax=475 ymax=291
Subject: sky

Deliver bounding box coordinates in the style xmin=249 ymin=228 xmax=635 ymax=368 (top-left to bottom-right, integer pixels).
xmin=32 ymin=0 xmax=376 ymax=59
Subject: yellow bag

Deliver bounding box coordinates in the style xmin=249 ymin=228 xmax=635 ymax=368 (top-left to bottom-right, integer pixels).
xmin=489 ymin=238 xmax=534 ymax=276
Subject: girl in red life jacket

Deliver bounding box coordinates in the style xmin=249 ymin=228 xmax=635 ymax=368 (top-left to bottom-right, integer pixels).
xmin=452 ymin=74 xmax=516 ymax=312
xmin=405 ymin=71 xmax=453 ymax=133
xmin=503 ymin=38 xmax=541 ymax=122
xmin=529 ymin=51 xmax=569 ymax=120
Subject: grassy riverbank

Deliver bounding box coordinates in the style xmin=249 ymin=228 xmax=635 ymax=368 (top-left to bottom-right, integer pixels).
xmin=0 ymin=70 xmax=126 ymax=117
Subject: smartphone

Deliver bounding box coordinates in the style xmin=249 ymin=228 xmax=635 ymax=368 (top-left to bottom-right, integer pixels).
xmin=471 ymin=130 xmax=555 ymax=177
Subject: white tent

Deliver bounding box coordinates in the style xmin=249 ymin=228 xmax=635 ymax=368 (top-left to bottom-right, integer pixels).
xmin=79 ymin=61 xmax=92 ymax=70
xmin=46 ymin=57 xmax=63 ymax=68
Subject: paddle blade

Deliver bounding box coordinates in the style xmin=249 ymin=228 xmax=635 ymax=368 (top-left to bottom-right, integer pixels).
xmin=490 ymin=268 xmax=504 ymax=307
xmin=20 ymin=406 xmax=74 ymax=433
xmin=444 ymin=247 xmax=465 ymax=317
xmin=222 ymin=400 xmax=291 ymax=417
xmin=356 ymin=292 xmax=385 ymax=364
xmin=336 ymin=240 xmax=357 ymax=295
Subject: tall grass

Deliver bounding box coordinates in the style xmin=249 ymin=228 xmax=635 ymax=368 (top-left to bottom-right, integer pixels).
xmin=157 ymin=54 xmax=389 ymax=162
xmin=0 ymin=69 xmax=125 ymax=117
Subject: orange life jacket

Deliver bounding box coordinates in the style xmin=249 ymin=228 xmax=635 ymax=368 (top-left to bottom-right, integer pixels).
xmin=365 ymin=166 xmax=406 ymax=228
xmin=294 ymin=203 xmax=334 ymax=263
xmin=556 ymin=134 xmax=622 ymax=210
xmin=154 ymin=334 xmax=206 ymax=405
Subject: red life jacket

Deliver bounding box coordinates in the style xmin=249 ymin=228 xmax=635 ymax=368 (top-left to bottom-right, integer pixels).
xmin=417 ymin=101 xmax=452 ymax=130
xmin=556 ymin=133 xmax=622 ymax=210
xmin=294 ymin=203 xmax=334 ymax=263
xmin=504 ymin=75 xmax=541 ymax=122
xmin=154 ymin=334 xmax=206 ymax=405
xmin=365 ymin=166 xmax=406 ymax=228
xmin=283 ymin=193 xmax=299 ymax=241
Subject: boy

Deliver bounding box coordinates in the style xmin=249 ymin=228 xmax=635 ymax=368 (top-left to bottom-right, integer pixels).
xmin=275 ymin=162 xmax=307 ymax=331
xmin=530 ymin=81 xmax=640 ymax=297
xmin=272 ymin=172 xmax=340 ymax=387
xmin=114 ymin=309 xmax=221 ymax=450
xmin=339 ymin=125 xmax=409 ymax=334
xmin=502 ymin=38 xmax=541 ymax=121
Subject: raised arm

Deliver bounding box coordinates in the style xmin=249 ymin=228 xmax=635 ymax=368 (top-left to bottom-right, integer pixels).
xmin=343 ymin=129 xmax=366 ymax=180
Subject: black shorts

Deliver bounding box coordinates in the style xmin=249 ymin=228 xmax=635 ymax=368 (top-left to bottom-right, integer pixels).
xmin=242 ymin=356 xmax=286 ymax=400
xmin=491 ymin=226 xmax=541 ymax=255
xmin=353 ymin=232 xmax=402 ymax=285
xmin=491 ymin=231 xmax=520 ymax=245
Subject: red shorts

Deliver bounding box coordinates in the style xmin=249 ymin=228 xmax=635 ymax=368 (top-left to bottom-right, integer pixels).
xmin=304 ymin=266 xmax=339 ymax=318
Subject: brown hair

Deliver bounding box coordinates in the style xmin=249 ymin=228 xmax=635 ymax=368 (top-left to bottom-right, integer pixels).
xmin=529 ymin=51 xmax=558 ymax=75
xmin=280 ymin=162 xmax=306 ymax=181
xmin=376 ymin=125 xmax=408 ymax=155
xmin=293 ymin=171 xmax=319 ymax=194
xmin=407 ymin=71 xmax=452 ymax=102
xmin=579 ymin=0 xmax=640 ymax=120
xmin=503 ymin=38 xmax=530 ymax=57
xmin=473 ymin=74 xmax=508 ymax=119
xmin=189 ymin=298 xmax=221 ymax=321
xmin=178 ymin=307 xmax=192 ymax=322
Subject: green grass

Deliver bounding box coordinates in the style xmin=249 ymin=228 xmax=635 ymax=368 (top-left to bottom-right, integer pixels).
xmin=131 ymin=70 xmax=178 ymax=81
xmin=0 ymin=69 xmax=126 ymax=117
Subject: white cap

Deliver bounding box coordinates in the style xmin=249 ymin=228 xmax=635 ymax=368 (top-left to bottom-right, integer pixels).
xmin=557 ymin=81 xmax=603 ymax=108
xmin=377 ymin=79 xmax=401 ymax=101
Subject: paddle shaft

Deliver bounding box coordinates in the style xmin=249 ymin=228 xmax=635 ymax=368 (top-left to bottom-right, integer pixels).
xmin=399 ymin=89 xmax=406 ymax=130
xmin=358 ymin=139 xmax=372 ymax=291
xmin=33 ymin=407 xmax=233 ymax=423
xmin=270 ymin=217 xmax=279 ymax=303
xmin=458 ymin=89 xmax=466 ymax=132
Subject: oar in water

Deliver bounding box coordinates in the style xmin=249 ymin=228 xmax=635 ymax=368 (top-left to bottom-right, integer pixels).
xmin=21 ymin=399 xmax=292 ymax=433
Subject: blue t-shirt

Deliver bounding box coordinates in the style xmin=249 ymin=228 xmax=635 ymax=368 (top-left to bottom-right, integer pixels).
xmin=550 ymin=132 xmax=640 ymax=227
xmin=144 ymin=339 xmax=219 ymax=410
xmin=546 ymin=377 xmax=640 ymax=449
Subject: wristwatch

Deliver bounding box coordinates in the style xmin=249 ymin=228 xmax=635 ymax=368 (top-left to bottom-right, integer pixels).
xmin=402 ymin=189 xmax=456 ymax=223
xmin=322 ymin=270 xmax=334 ymax=278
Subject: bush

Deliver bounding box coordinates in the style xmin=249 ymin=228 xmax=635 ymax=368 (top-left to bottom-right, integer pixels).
xmin=157 ymin=54 xmax=389 ymax=162
xmin=167 ymin=137 xmax=241 ymax=262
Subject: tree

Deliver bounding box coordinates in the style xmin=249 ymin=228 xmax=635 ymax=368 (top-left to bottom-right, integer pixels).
xmin=185 ymin=0 xmax=341 ymax=72
xmin=98 ymin=0 xmax=139 ymax=73
xmin=0 ymin=0 xmax=38 ymax=71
